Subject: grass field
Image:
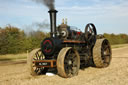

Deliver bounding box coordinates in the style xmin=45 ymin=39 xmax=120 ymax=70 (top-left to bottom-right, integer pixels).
xmin=111 ymin=43 xmax=128 ymax=48
xmin=0 ymin=44 xmax=128 ymax=61
xmin=0 ymin=53 xmax=27 ymax=61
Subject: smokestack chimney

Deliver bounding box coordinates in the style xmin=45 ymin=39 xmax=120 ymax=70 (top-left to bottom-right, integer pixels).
xmin=48 ymin=10 xmax=58 ymax=37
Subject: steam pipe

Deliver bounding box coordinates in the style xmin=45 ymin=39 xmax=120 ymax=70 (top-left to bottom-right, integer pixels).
xmin=48 ymin=10 xmax=58 ymax=37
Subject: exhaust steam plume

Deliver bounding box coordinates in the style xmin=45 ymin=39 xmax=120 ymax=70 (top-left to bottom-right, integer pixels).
xmin=32 ymin=0 xmax=55 ymax=10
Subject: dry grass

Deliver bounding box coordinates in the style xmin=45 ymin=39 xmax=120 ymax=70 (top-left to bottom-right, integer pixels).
xmin=111 ymin=44 xmax=128 ymax=48
xmin=0 ymin=53 xmax=27 ymax=61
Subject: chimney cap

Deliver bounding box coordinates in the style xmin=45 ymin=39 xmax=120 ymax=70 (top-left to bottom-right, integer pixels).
xmin=48 ymin=10 xmax=58 ymax=13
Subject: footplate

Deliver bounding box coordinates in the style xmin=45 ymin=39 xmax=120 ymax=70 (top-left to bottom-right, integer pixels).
xmin=33 ymin=60 xmax=56 ymax=68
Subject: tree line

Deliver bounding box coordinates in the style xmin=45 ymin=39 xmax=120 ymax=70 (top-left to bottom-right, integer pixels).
xmin=0 ymin=25 xmax=128 ymax=54
xmin=0 ymin=25 xmax=49 ymax=54
xmin=104 ymin=33 xmax=128 ymax=45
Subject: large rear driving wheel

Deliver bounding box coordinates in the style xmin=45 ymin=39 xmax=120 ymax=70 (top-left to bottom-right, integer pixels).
xmin=57 ymin=47 xmax=80 ymax=78
xmin=93 ymin=39 xmax=112 ymax=68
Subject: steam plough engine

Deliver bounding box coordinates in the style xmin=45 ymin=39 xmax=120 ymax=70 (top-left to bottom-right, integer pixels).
xmin=27 ymin=10 xmax=112 ymax=78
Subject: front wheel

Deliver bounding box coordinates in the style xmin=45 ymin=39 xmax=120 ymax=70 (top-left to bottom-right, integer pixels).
xmin=27 ymin=48 xmax=48 ymax=76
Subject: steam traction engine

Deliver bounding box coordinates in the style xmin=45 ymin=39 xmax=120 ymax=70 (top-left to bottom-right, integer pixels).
xmin=27 ymin=10 xmax=112 ymax=78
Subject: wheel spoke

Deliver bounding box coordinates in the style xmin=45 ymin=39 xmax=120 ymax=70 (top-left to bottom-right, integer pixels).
xmin=35 ymin=53 xmax=38 ymax=60
xmin=88 ymin=36 xmax=93 ymax=41
xmin=36 ymin=52 xmax=40 ymax=60
xmin=39 ymin=53 xmax=41 ymax=60
xmin=35 ymin=68 xmax=39 ymax=73
xmin=65 ymin=65 xmax=70 ymax=74
xmin=68 ymin=50 xmax=72 ymax=56
xmin=40 ymin=53 xmax=44 ymax=60
xmin=88 ymin=25 xmax=92 ymax=32
xmin=104 ymin=45 xmax=109 ymax=50
xmin=33 ymin=58 xmax=37 ymax=60
xmin=71 ymin=67 xmax=77 ymax=74
xmin=68 ymin=69 xmax=72 ymax=76
xmin=73 ymin=62 xmax=77 ymax=67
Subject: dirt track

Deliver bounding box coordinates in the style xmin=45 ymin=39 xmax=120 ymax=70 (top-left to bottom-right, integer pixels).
xmin=0 ymin=46 xmax=128 ymax=85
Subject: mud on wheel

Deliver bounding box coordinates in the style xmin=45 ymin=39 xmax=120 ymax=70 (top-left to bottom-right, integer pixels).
xmin=57 ymin=47 xmax=80 ymax=78
xmin=27 ymin=48 xmax=48 ymax=76
xmin=93 ymin=39 xmax=112 ymax=68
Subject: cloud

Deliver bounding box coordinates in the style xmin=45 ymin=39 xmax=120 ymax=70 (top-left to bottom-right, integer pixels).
xmin=55 ymin=0 xmax=128 ymax=34
xmin=0 ymin=0 xmax=128 ymax=34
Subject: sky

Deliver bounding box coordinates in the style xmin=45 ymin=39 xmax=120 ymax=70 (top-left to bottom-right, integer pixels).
xmin=0 ymin=0 xmax=128 ymax=34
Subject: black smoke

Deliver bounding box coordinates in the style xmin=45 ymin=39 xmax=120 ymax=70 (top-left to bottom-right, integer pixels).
xmin=32 ymin=0 xmax=55 ymax=10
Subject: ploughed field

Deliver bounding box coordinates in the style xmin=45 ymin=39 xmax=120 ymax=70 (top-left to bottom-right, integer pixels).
xmin=0 ymin=44 xmax=128 ymax=85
